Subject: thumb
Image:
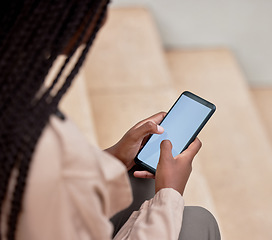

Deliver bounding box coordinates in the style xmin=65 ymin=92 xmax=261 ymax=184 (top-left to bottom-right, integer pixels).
xmin=133 ymin=121 xmax=164 ymax=141
xmin=158 ymin=140 xmax=173 ymax=164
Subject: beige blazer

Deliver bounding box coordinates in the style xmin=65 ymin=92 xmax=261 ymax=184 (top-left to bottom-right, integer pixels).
xmin=2 ymin=116 xmax=184 ymax=240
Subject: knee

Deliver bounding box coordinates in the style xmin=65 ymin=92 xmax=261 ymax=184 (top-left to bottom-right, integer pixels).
xmin=184 ymin=206 xmax=219 ymax=226
xmin=179 ymin=206 xmax=221 ymax=240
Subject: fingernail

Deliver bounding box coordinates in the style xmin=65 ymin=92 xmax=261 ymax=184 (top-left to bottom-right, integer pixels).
xmin=157 ymin=125 xmax=164 ymax=133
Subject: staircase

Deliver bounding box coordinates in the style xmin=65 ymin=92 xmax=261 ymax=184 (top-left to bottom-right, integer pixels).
xmin=60 ymin=8 xmax=272 ymax=240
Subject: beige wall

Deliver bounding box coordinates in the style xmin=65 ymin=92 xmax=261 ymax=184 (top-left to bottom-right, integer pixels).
xmin=112 ymin=0 xmax=272 ymax=86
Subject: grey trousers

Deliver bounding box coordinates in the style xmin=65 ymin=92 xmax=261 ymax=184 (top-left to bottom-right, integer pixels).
xmin=111 ymin=166 xmax=221 ymax=240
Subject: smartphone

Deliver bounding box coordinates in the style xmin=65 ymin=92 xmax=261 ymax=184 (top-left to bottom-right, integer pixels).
xmin=134 ymin=91 xmax=216 ymax=174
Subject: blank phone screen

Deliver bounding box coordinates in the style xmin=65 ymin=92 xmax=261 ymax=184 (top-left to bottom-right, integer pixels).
xmin=137 ymin=94 xmax=212 ymax=170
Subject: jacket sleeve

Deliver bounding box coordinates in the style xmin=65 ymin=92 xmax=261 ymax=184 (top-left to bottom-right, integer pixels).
xmin=114 ymin=188 xmax=184 ymax=240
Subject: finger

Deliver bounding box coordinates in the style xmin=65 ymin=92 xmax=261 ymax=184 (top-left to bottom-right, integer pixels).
xmin=134 ymin=112 xmax=166 ymax=128
xmin=186 ymin=138 xmax=202 ymax=155
xmin=179 ymin=138 xmax=202 ymax=160
xmin=133 ymin=171 xmax=155 ymax=179
xmin=147 ymin=111 xmax=167 ymax=124
xmin=140 ymin=135 xmax=151 ymax=148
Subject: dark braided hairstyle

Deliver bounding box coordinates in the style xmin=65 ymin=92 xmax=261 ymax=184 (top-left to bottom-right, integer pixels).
xmin=0 ymin=0 xmax=110 ymax=239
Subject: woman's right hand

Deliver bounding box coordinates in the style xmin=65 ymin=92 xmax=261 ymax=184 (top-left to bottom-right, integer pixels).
xmin=155 ymin=138 xmax=202 ymax=196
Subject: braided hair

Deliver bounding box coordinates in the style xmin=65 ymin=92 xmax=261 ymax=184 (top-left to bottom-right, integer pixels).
xmin=0 ymin=0 xmax=110 ymax=239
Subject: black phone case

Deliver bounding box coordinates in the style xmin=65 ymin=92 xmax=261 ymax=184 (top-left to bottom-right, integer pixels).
xmin=134 ymin=91 xmax=216 ymax=174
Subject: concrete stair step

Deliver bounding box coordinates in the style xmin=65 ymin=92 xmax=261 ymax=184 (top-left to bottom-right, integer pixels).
xmin=85 ymin=8 xmax=171 ymax=92
xmin=166 ymin=49 xmax=272 ymax=240
xmin=84 ymin=7 xmax=218 ymax=219
xmin=251 ymin=88 xmax=272 ymax=145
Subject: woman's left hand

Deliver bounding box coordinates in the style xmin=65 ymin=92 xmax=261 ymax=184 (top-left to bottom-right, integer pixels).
xmin=104 ymin=112 xmax=166 ymax=178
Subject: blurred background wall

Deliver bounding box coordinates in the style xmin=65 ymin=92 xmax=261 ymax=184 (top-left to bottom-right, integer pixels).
xmin=112 ymin=0 xmax=272 ymax=86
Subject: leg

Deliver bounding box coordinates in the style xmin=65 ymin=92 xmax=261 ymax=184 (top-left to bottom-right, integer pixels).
xmin=110 ymin=165 xmax=155 ymax=237
xmin=179 ymin=206 xmax=221 ymax=240
xmin=111 ymin=166 xmax=221 ymax=240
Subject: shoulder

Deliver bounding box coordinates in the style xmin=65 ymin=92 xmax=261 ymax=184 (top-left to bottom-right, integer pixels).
xmin=18 ymin=115 xmax=131 ymax=239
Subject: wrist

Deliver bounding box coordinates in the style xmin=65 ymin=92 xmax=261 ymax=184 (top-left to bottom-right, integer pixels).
xmin=104 ymin=146 xmax=115 ymax=156
xmin=104 ymin=146 xmax=129 ymax=169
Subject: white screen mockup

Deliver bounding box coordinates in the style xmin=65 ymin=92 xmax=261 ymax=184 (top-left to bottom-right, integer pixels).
xmin=138 ymin=94 xmax=211 ymax=170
